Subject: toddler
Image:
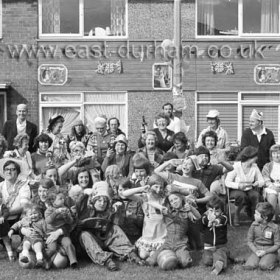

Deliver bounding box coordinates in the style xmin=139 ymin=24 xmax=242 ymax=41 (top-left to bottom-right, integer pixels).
xmin=201 ymin=196 xmax=228 ymax=275
xmin=244 ymin=202 xmax=280 ymax=271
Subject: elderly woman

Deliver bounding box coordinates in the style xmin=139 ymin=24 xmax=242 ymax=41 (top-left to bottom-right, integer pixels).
xmin=101 ymin=135 xmax=133 ymax=178
xmin=31 ymin=133 xmax=53 ymax=175
xmin=262 ymin=144 xmax=280 ymax=215
xmin=4 ymin=133 xmax=33 ymax=177
xmin=196 ymin=110 xmax=230 ymax=151
xmin=87 ymin=116 xmax=113 ymax=165
xmin=137 ymin=131 xmax=164 ymax=168
xmin=0 ymin=159 xmax=30 ymax=224
xmin=67 ymin=120 xmax=90 ymax=152
xmin=168 ymin=132 xmax=190 ymax=159
xmin=225 ymin=146 xmax=264 ymax=226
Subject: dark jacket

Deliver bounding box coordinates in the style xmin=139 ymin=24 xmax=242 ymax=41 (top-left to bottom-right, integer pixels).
xmin=241 ymin=128 xmax=275 ymax=170
xmin=2 ymin=119 xmax=38 ymax=153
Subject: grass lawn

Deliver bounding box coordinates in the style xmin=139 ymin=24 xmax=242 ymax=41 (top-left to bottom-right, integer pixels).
xmin=0 ymin=220 xmax=280 ymax=280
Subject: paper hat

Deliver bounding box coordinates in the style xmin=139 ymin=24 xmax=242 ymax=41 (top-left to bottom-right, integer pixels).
xmin=187 ymin=155 xmax=201 ymax=171
xmin=250 ymin=109 xmax=263 ymax=121
xmin=73 ymin=119 xmax=83 ymax=126
xmin=91 ymin=181 xmax=111 ymax=200
xmin=206 ymin=109 xmax=220 ymax=119
xmin=114 ymin=134 xmax=128 ymax=146
xmin=94 ymin=116 xmax=107 ymax=126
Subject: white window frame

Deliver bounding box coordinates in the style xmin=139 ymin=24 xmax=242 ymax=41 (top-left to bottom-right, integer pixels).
xmin=38 ymin=0 xmax=128 ymax=39
xmin=196 ymin=91 xmax=280 ymax=143
xmin=0 ymin=0 xmax=2 ymax=39
xmin=39 ymin=91 xmax=128 ymax=135
xmin=196 ymin=0 xmax=280 ymax=39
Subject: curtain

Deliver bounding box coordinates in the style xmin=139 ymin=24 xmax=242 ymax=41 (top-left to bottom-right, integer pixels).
xmin=42 ymin=0 xmax=61 ymax=33
xmin=197 ymin=1 xmax=215 ymax=35
xmin=42 ymin=107 xmax=80 ymax=136
xmin=85 ymin=104 xmax=126 ymax=134
xmin=261 ymin=0 xmax=279 ymax=33
xmin=111 ymin=0 xmax=126 ymax=36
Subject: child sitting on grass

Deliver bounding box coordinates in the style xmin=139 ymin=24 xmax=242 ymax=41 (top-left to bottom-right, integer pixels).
xmin=201 ymin=196 xmax=229 ymax=275
xmin=243 ymin=202 xmax=280 ymax=271
xmin=8 ymin=204 xmax=46 ymax=267
xmin=45 ymin=192 xmax=78 ymax=269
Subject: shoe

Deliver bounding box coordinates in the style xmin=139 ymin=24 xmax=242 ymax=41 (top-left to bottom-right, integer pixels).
xmin=211 ymin=261 xmax=224 ymax=275
xmin=105 ymin=259 xmax=119 ymax=271
xmin=70 ymin=262 xmax=79 ymax=269
xmin=20 ymin=256 xmax=29 ymax=263
xmin=44 ymin=259 xmax=52 ymax=270
xmin=9 ymin=255 xmax=16 ymax=262
xmin=36 ymin=259 xmax=44 ymax=268
xmin=129 ymin=251 xmax=145 ymax=266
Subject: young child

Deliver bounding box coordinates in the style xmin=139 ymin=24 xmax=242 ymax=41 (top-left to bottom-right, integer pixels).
xmin=145 ymin=191 xmax=201 ymax=269
xmin=0 ymin=192 xmax=14 ymax=261
xmin=201 ymin=196 xmax=228 ymax=275
xmin=8 ymin=204 xmax=46 ymax=267
xmin=244 ymin=202 xmax=280 ymax=271
xmin=122 ymin=174 xmax=167 ymax=260
xmin=45 ymin=192 xmax=78 ymax=269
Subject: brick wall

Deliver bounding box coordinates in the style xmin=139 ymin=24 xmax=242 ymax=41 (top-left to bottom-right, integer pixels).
xmin=0 ymin=0 xmax=38 ymax=124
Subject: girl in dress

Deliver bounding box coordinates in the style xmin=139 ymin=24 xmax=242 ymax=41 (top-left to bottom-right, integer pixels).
xmin=122 ymin=173 xmax=167 ymax=260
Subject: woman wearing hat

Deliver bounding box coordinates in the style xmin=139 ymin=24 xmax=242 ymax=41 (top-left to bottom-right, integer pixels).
xmin=101 ymin=134 xmax=133 ymax=178
xmin=31 ymin=133 xmax=53 ymax=175
xmin=241 ymin=109 xmax=275 ymax=171
xmin=225 ymin=146 xmax=265 ymax=226
xmin=196 ymin=109 xmax=230 ymax=151
xmin=66 ymin=120 xmax=91 ymax=152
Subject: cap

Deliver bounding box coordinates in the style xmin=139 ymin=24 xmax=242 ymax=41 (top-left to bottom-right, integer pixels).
xmin=206 ymin=110 xmax=220 ymax=119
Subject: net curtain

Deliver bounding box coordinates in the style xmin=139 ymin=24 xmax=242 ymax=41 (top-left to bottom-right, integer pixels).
xmin=111 ymin=0 xmax=126 ymax=36
xmin=42 ymin=0 xmax=61 ymax=33
xmin=261 ymin=0 xmax=279 ymax=33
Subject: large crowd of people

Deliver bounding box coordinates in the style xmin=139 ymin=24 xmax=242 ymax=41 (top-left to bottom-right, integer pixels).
xmin=0 ymin=102 xmax=279 ymax=274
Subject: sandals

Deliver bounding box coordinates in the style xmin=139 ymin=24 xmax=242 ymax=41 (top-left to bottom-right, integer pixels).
xmin=128 ymin=251 xmax=145 ymax=266
xmin=106 ymin=259 xmax=119 ymax=271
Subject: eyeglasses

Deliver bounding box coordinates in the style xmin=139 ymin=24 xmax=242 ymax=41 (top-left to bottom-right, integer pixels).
xmin=4 ymin=168 xmax=16 ymax=172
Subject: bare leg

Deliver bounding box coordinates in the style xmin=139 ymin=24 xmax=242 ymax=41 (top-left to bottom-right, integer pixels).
xmin=33 ymin=242 xmax=44 ymax=261
xmin=2 ymin=236 xmax=14 ymax=260
xmin=21 ymin=241 xmax=31 ymax=263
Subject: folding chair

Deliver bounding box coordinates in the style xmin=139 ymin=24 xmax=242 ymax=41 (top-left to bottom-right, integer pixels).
xmin=226 ymin=186 xmax=235 ymax=226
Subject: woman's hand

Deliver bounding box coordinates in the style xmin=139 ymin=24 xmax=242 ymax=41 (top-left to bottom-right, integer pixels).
xmin=0 ymin=217 xmax=4 ymax=224
xmin=46 ymin=229 xmax=62 ymax=244
xmin=106 ymin=148 xmax=115 ymax=158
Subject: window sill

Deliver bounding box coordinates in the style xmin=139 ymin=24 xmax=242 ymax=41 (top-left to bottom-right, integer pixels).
xmin=38 ymin=36 xmax=128 ymax=42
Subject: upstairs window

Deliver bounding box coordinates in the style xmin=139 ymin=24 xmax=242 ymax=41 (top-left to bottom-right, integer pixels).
xmin=0 ymin=0 xmax=2 ymax=38
xmin=197 ymin=0 xmax=280 ymax=37
xmin=39 ymin=0 xmax=127 ymax=38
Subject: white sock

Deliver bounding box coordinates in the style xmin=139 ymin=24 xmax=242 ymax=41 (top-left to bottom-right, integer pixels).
xmin=36 ymin=252 xmax=43 ymax=260
xmin=7 ymin=251 xmax=13 ymax=257
xmin=22 ymin=250 xmax=29 ymax=257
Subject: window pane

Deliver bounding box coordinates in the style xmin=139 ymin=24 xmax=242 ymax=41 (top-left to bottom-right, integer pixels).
xmin=84 ymin=0 xmax=126 ymax=36
xmin=197 ymin=104 xmax=238 ymax=142
xmin=42 ymin=0 xmax=79 ymax=34
xmin=197 ymin=92 xmax=237 ymax=102
xmin=197 ymin=0 xmax=238 ymax=36
xmin=41 ymin=93 xmax=81 ymax=102
xmin=243 ymin=0 xmax=279 ymax=33
xmin=0 ymin=94 xmax=5 ymax=132
xmin=242 ymin=106 xmax=278 ymax=142
xmin=242 ymin=93 xmax=280 ymax=101
xmin=84 ymin=92 xmax=126 ymax=103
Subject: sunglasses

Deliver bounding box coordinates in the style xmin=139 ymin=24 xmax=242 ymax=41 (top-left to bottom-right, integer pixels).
xmin=4 ymin=168 xmax=16 ymax=172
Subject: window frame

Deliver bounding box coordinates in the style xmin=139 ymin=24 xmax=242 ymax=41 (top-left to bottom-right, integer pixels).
xmin=196 ymin=0 xmax=280 ymax=39
xmin=196 ymin=91 xmax=280 ymax=143
xmin=38 ymin=0 xmax=128 ymax=39
xmin=0 ymin=0 xmax=2 ymax=39
xmin=0 ymin=90 xmax=7 ymax=121
xmin=39 ymin=91 xmax=128 ymax=135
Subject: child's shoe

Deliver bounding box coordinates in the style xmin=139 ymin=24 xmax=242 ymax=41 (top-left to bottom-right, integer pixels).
xmin=70 ymin=262 xmax=79 ymax=269
xmin=211 ymin=260 xmax=224 ymax=275
xmin=20 ymin=255 xmax=29 ymax=264
xmin=44 ymin=259 xmax=52 ymax=270
xmin=105 ymin=259 xmax=119 ymax=271
xmin=128 ymin=251 xmax=145 ymax=266
xmin=36 ymin=259 xmax=44 ymax=268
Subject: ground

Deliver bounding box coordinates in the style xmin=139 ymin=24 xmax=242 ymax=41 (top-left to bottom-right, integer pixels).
xmin=0 ymin=220 xmax=280 ymax=280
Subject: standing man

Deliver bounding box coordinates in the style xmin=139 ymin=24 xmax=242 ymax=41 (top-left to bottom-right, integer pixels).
xmin=241 ymin=109 xmax=275 ymax=170
xmin=107 ymin=117 xmax=125 ymax=137
xmin=2 ymin=104 xmax=38 ymax=153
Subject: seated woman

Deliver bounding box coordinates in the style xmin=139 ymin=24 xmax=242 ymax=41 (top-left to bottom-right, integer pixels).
xmin=262 ymin=144 xmax=280 ymax=216
xmin=201 ymin=131 xmax=226 ymax=165
xmin=31 ymin=133 xmax=53 ymax=176
xmin=101 ymin=134 xmax=134 ymax=178
xmin=4 ymin=133 xmax=33 ymax=178
xmin=137 ymin=131 xmax=164 ymax=168
xmin=72 ymin=181 xmax=143 ymax=271
xmin=0 ymin=159 xmax=30 ymax=224
xmin=168 ymin=132 xmax=191 ymax=159
xmin=225 ymin=146 xmax=264 ymax=226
